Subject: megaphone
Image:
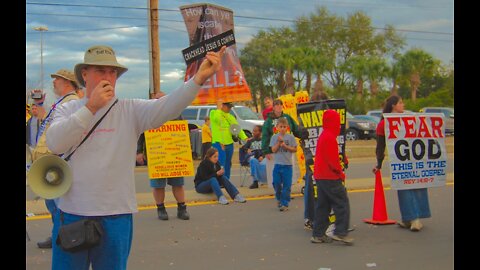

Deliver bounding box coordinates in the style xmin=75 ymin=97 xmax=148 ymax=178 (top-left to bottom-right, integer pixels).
xmin=229 ymin=124 xmax=241 ymax=136
xmin=27 ymin=155 xmax=73 ymax=199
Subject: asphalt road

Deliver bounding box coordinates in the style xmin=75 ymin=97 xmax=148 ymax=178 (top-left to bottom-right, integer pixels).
xmin=26 ymin=184 xmax=454 ymax=270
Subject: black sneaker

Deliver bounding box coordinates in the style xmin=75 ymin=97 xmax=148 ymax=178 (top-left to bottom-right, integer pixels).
xmin=157 ymin=206 xmax=169 ymax=220
xmin=37 ymin=236 xmax=52 ymax=249
xmin=177 ymin=204 xmax=190 ymax=220
xmin=249 ymin=181 xmax=259 ymax=189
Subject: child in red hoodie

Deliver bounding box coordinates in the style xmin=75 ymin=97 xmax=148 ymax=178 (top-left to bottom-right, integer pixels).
xmin=311 ymin=109 xmax=354 ymax=245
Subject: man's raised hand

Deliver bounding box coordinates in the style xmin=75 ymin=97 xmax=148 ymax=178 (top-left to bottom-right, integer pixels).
xmin=194 ymin=46 xmax=227 ymax=85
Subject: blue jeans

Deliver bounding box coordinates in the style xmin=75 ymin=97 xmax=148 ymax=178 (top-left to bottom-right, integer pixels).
xmin=397 ymin=188 xmax=431 ymax=222
xmin=45 ymin=199 xmax=57 ymax=223
xmin=272 ymin=164 xmax=293 ymax=207
xmin=313 ymin=180 xmax=350 ymax=237
xmin=249 ymin=157 xmax=267 ymax=183
xmin=52 ymin=210 xmax=133 ymax=270
xmin=212 ymin=142 xmax=234 ymax=180
xmin=195 ymin=176 xmax=239 ymax=199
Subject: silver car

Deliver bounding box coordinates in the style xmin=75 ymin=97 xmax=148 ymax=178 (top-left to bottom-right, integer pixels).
xmin=419 ymin=107 xmax=454 ymax=135
xmin=180 ymin=105 xmax=264 ymax=137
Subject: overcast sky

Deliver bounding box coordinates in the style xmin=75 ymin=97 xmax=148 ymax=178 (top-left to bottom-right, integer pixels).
xmin=25 ymin=0 xmax=453 ymax=106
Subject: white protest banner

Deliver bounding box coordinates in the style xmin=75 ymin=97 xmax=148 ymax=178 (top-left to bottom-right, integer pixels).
xmin=384 ymin=113 xmax=447 ymax=190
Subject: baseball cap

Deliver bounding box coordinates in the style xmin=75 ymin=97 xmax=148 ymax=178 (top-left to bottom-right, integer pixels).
xmin=223 ymin=102 xmax=234 ymax=108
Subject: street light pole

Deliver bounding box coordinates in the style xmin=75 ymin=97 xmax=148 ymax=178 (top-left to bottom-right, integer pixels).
xmin=33 ymin=26 xmax=48 ymax=91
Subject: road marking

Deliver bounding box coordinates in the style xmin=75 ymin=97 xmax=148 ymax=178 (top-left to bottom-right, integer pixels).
xmin=26 ymin=183 xmax=454 ymax=221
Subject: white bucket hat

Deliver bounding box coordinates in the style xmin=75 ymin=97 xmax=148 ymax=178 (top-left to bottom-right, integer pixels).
xmin=74 ymin=45 xmax=128 ymax=87
xmin=50 ymin=69 xmax=79 ymax=89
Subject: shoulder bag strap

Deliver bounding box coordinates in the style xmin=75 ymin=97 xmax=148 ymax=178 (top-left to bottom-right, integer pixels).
xmin=64 ymin=99 xmax=118 ymax=161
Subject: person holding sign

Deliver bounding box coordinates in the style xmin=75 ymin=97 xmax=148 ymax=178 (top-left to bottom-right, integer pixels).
xmin=311 ymin=109 xmax=353 ymax=245
xmin=46 ymin=45 xmax=226 ymax=270
xmin=136 ymin=92 xmax=190 ymax=221
xmin=373 ymin=95 xmax=431 ymax=232
xmin=194 ymin=148 xmax=247 ymax=205
xmin=136 ymin=129 xmax=190 ymax=221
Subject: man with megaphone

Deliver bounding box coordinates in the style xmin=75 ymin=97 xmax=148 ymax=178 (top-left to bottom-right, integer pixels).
xmin=44 ymin=45 xmax=226 ymax=270
xmin=210 ymin=99 xmax=249 ymax=181
xmin=28 ymin=69 xmax=81 ymax=249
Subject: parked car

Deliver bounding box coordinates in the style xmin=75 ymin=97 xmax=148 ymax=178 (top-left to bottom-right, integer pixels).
xmin=366 ymin=109 xmax=383 ymax=119
xmin=180 ymin=105 xmax=264 ymax=137
xmin=353 ymin=114 xmax=380 ymax=125
xmin=419 ymin=107 xmax=454 ymax=135
xmin=345 ymin=112 xmax=377 ymax=140
xmin=366 ymin=109 xmax=414 ymax=119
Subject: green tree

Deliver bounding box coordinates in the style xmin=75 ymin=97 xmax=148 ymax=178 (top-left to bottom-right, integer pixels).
xmin=398 ymin=48 xmax=439 ymax=102
xmin=341 ymin=55 xmax=369 ymax=98
xmin=365 ymin=56 xmax=390 ymax=96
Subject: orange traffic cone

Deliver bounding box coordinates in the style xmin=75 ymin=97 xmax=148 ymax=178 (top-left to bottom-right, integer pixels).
xmin=363 ymin=170 xmax=396 ymax=225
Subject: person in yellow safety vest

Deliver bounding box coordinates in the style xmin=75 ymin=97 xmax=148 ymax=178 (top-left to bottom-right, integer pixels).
xmin=209 ymin=99 xmax=248 ymax=180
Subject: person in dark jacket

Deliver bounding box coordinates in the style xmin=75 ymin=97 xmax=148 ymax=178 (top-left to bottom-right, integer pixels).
xmin=311 ymin=109 xmax=353 ymax=245
xmin=194 ymin=148 xmax=246 ymax=205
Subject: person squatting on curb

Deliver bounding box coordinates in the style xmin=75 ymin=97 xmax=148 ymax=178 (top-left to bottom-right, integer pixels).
xmin=194 ymin=147 xmax=247 ymax=205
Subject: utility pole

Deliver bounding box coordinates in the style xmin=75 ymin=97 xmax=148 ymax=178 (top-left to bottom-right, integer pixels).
xmin=148 ymin=0 xmax=162 ymax=99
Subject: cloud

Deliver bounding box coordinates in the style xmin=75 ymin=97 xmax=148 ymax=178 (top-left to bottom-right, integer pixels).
xmin=397 ymin=19 xmax=453 ymax=33
xmin=163 ymin=70 xmax=185 ymax=80
xmin=26 ymin=0 xmax=454 ymax=101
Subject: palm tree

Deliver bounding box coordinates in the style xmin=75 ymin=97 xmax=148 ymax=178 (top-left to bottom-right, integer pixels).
xmin=398 ymin=48 xmax=438 ymax=102
xmin=342 ymin=55 xmax=369 ymax=98
xmin=366 ymin=56 xmax=389 ymax=96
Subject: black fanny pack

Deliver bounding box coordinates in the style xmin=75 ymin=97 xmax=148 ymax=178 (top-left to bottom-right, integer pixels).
xmin=56 ymin=213 xmax=104 ymax=253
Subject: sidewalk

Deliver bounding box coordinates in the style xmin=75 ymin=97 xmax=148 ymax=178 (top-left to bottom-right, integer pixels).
xmin=26 ymin=172 xmax=454 ymax=217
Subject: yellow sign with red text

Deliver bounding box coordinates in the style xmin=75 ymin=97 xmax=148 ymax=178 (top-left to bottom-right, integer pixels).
xmin=278 ymin=91 xmax=310 ymax=183
xmin=144 ymin=120 xmax=195 ymax=179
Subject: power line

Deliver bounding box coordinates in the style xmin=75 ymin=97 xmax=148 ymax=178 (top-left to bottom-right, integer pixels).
xmin=26 ymin=14 xmax=452 ymax=43
xmin=26 ymin=2 xmax=453 ymax=36
xmin=226 ymin=0 xmax=452 ymax=9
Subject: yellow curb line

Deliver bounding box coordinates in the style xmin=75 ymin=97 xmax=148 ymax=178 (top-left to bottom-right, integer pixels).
xmin=26 ymin=182 xmax=453 ymax=221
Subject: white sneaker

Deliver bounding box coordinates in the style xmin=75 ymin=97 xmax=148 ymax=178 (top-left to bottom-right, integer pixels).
xmin=410 ymin=219 xmax=423 ymax=231
xmin=218 ymin=195 xmax=229 ymax=205
xmin=326 ymin=223 xmax=336 ymax=237
xmin=234 ymin=194 xmax=246 ymax=203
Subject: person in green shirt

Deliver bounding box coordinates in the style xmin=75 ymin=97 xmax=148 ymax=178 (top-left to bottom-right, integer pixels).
xmin=209 ymin=99 xmax=248 ymax=180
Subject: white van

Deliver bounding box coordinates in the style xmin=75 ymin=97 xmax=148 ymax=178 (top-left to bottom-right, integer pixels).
xmin=180 ymin=105 xmax=264 ymax=137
